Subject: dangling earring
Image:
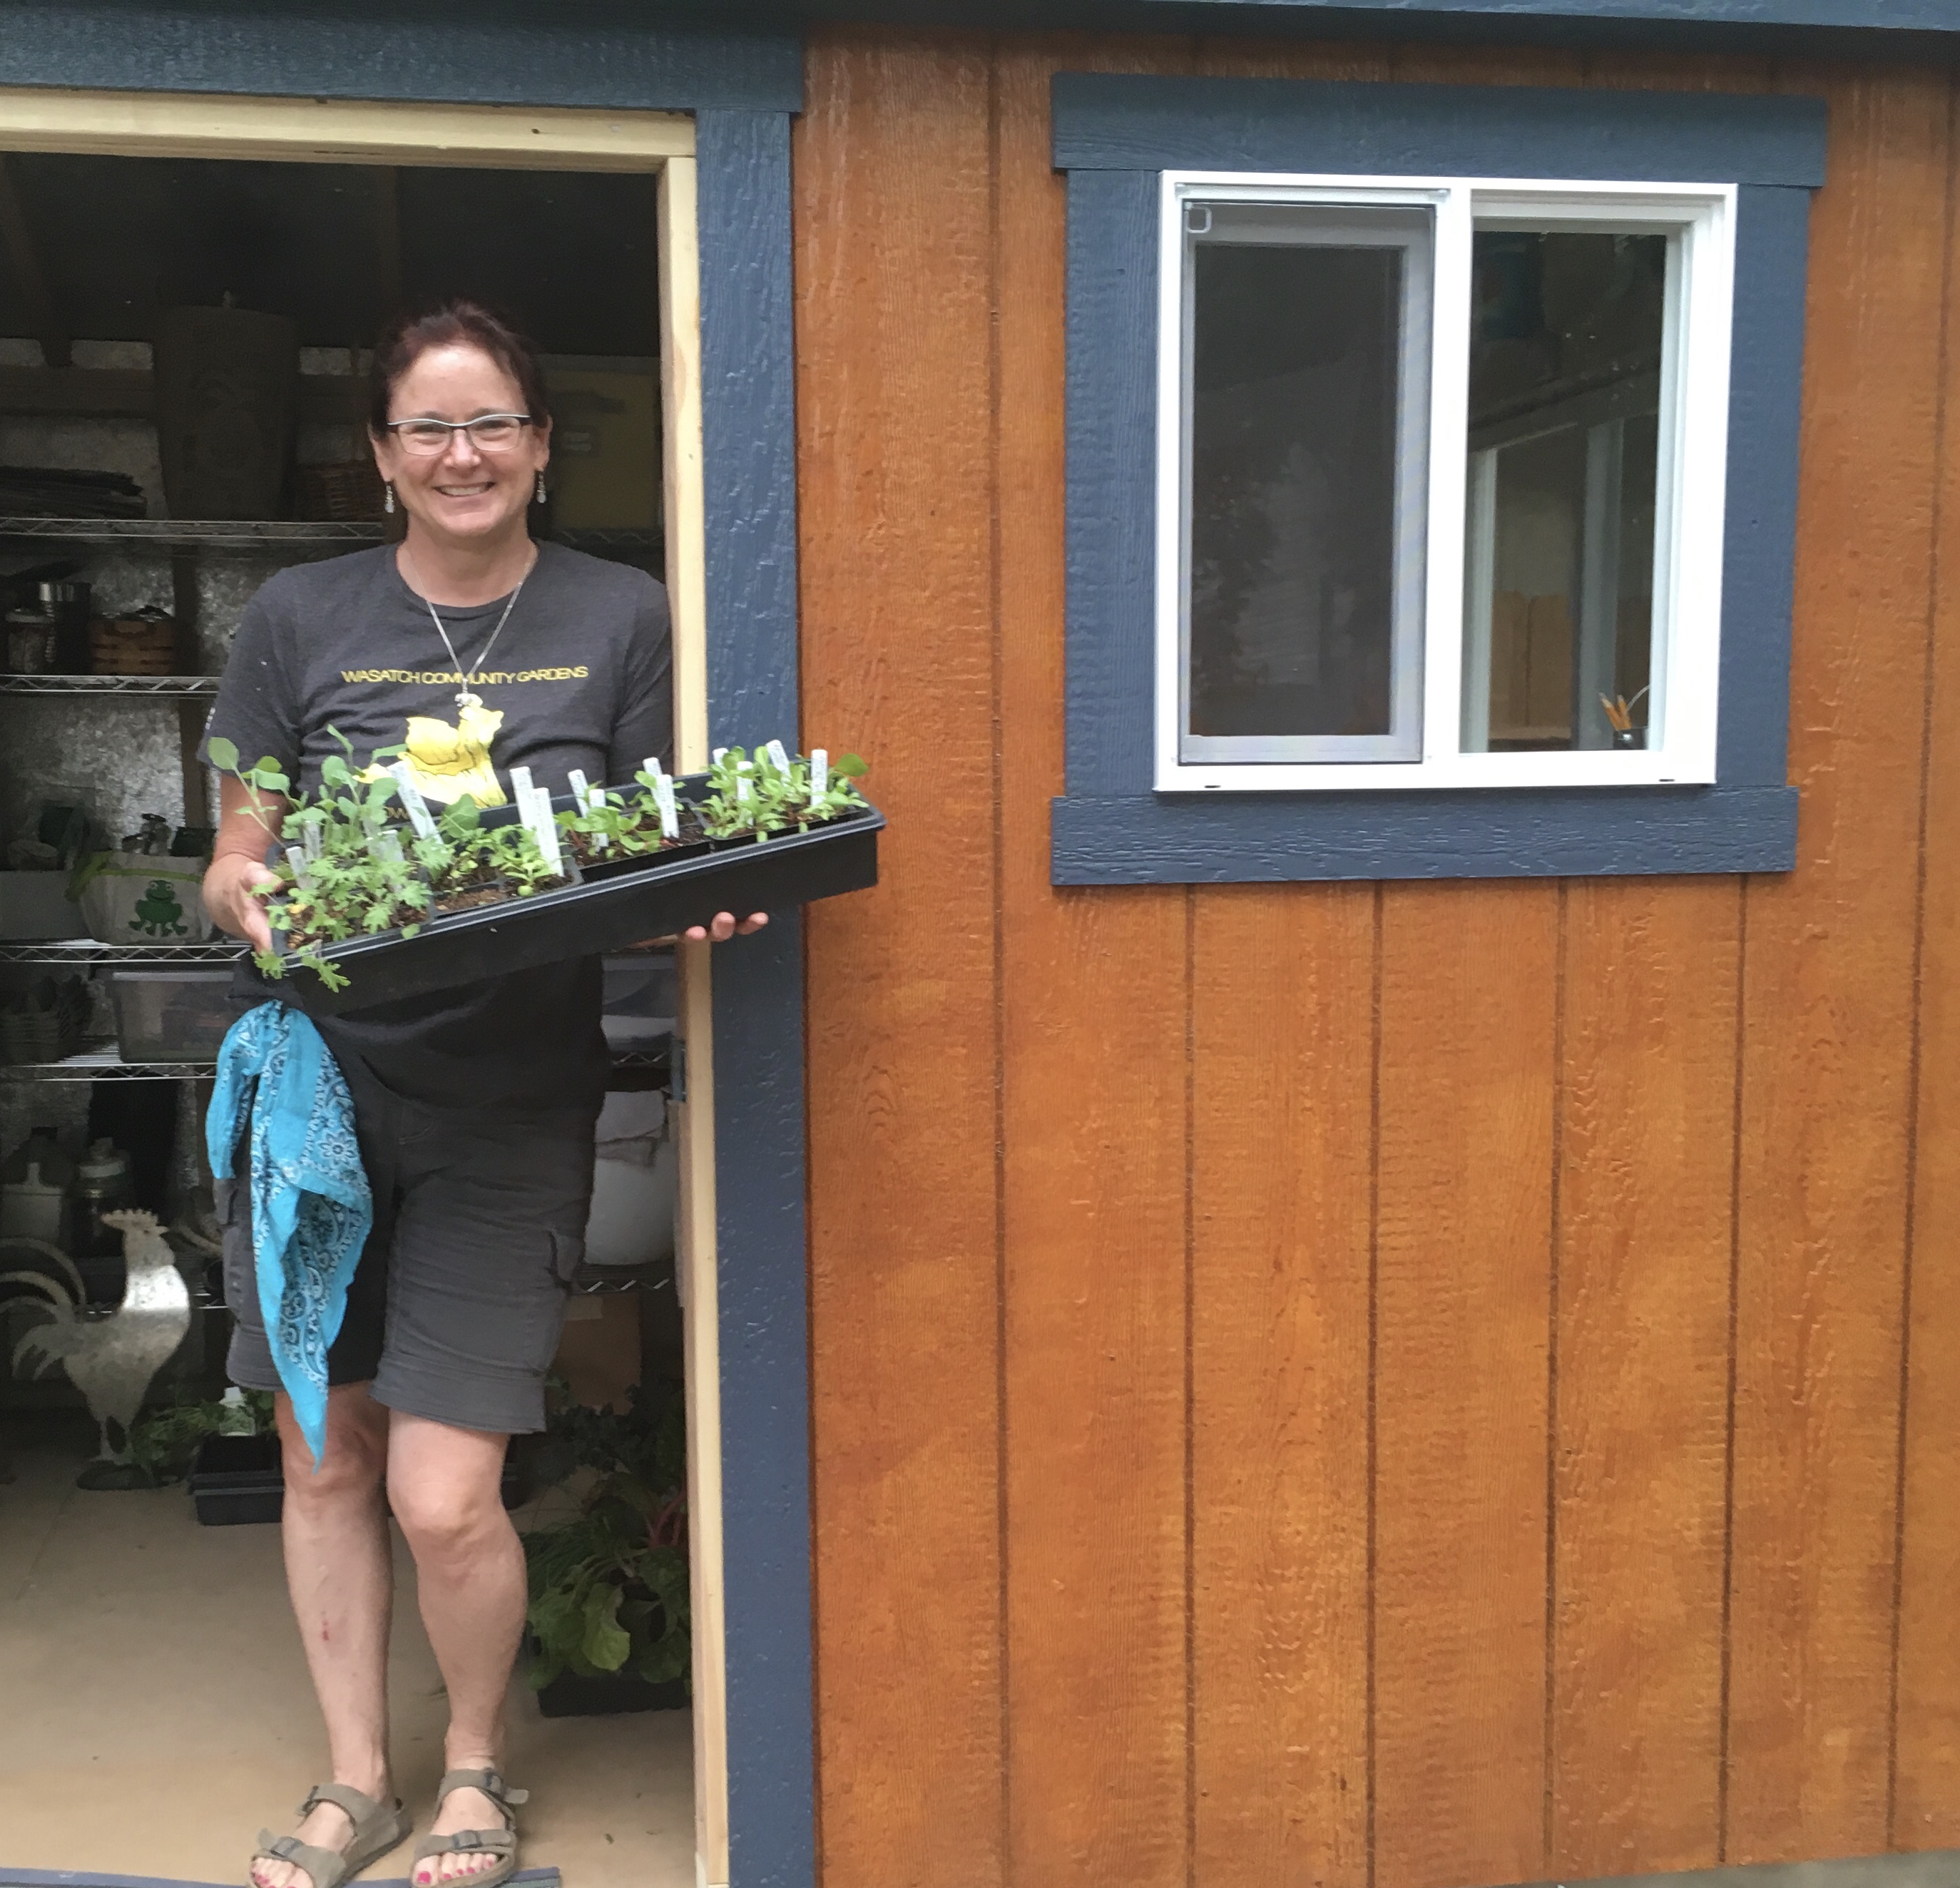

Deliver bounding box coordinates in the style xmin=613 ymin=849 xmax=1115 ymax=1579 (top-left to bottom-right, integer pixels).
xmin=383 ymin=481 xmax=395 ymax=515
xmin=534 ymin=471 xmax=547 ymax=504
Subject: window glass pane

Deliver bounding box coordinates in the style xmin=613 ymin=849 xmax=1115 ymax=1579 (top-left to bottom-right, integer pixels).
xmin=1183 ymin=203 xmax=1430 ymax=763
xmin=1460 ymin=229 xmax=1668 ymax=754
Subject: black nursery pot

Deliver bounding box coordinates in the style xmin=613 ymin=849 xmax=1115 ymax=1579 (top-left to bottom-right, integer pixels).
xmin=187 ymin=1431 xmax=283 ymax=1526
xmin=524 ymin=1632 xmax=689 ymax=1718
xmin=276 ymin=774 xmax=882 ymax=1018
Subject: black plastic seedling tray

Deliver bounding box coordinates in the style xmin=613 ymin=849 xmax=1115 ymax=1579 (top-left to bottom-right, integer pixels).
xmin=277 ymin=779 xmax=882 ymax=1017
xmin=188 ymin=1432 xmax=528 ymax=1524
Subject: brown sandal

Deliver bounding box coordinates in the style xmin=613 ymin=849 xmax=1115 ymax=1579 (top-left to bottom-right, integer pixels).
xmin=251 ymin=1782 xmax=411 ymax=1888
xmin=410 ymin=1767 xmax=528 ymax=1888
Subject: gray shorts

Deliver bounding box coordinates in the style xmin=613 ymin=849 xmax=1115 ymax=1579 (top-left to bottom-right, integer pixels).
xmin=221 ymin=1059 xmax=599 ymax=1436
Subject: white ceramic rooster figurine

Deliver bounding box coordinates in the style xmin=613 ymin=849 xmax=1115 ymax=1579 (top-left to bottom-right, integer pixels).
xmin=3 ymin=1210 xmax=191 ymax=1479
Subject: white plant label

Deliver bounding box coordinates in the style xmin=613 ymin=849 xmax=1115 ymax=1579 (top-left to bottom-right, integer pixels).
xmin=568 ymin=769 xmax=606 ymax=849
xmin=765 ymin=739 xmax=791 ymax=774
xmin=735 ymin=775 xmax=750 ymax=804
xmin=388 ymin=764 xmax=439 ymax=842
xmin=712 ymin=747 xmax=728 ymax=765
xmin=653 ymin=774 xmax=679 ymax=838
xmin=285 ymin=845 xmax=310 ymax=886
xmin=301 ymin=821 xmax=323 ymax=862
xmin=524 ymin=785 xmax=564 ymax=876
xmin=372 ymin=830 xmax=404 ymax=864
xmin=810 ymin=748 xmax=829 ymax=803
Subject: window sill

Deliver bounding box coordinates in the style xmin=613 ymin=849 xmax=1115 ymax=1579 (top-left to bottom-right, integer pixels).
xmin=1050 ymin=782 xmax=1796 ymax=884
xmin=1157 ymin=753 xmax=1716 ymax=791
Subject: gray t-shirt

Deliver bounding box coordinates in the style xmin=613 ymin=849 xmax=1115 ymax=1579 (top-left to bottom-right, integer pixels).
xmin=204 ymin=541 xmax=672 ymax=1111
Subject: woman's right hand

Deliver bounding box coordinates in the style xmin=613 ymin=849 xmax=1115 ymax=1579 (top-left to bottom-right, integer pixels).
xmin=204 ymin=852 xmax=280 ymax=955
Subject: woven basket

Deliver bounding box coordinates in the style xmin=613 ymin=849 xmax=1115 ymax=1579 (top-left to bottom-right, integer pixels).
xmin=296 ymin=460 xmax=387 ymax=522
xmin=91 ymin=616 xmax=180 ymax=675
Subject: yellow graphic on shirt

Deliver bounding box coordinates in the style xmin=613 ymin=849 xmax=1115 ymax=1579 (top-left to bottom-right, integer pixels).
xmin=360 ymin=695 xmax=508 ymax=807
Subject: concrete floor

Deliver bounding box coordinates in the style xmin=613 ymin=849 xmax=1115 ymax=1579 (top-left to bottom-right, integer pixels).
xmin=0 ymin=1419 xmax=695 ymax=1888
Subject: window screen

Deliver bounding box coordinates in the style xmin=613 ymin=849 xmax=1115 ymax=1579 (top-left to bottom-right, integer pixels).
xmin=1179 ymin=201 xmax=1432 ymax=764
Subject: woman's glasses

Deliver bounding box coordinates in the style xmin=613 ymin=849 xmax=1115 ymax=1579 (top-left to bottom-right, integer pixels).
xmin=385 ymin=414 xmax=534 ymax=454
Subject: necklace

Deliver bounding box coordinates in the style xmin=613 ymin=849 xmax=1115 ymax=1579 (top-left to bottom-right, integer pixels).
xmin=409 ymin=546 xmax=536 ymax=708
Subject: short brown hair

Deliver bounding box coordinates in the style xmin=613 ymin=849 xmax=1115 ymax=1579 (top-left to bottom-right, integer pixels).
xmin=368 ymin=298 xmax=551 ymax=438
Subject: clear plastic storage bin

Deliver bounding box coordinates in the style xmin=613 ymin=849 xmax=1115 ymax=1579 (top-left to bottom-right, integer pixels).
xmin=109 ymin=970 xmax=238 ymax=1063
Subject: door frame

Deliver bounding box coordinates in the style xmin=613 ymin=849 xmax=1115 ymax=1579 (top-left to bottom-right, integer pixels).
xmin=0 ymin=63 xmax=810 ymax=1888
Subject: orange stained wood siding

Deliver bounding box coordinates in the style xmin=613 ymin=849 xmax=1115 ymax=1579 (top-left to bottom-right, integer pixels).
xmin=797 ymin=31 xmax=1960 ymax=1888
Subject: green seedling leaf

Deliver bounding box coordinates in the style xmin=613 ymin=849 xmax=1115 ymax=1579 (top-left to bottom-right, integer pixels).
xmin=581 ymin=1584 xmax=633 ymax=1673
xmin=207 ymin=735 xmax=239 ymax=772
xmin=833 ymin=752 xmax=868 ymax=778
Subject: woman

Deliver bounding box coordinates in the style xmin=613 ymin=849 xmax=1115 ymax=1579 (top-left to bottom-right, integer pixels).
xmin=203 ymin=300 xmax=762 ymax=1888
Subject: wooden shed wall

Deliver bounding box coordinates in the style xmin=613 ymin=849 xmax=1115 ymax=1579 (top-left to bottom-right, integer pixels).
xmin=796 ymin=31 xmax=1960 ymax=1888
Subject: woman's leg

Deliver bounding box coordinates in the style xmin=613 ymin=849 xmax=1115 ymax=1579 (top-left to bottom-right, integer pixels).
xmin=252 ymin=1383 xmax=395 ymax=1888
xmin=386 ymin=1411 xmax=524 ymax=1886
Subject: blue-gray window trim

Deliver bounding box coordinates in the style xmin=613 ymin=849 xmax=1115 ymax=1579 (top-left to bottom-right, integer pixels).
xmin=1053 ymin=73 xmax=1828 ymax=884
xmin=5 ymin=11 xmax=816 ymax=1887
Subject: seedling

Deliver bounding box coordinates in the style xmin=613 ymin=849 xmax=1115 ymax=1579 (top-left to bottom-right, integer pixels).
xmin=694 ymin=744 xmax=868 ymax=841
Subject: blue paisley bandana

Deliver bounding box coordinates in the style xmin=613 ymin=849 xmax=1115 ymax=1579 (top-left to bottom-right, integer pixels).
xmin=205 ymin=1002 xmax=372 ymax=1466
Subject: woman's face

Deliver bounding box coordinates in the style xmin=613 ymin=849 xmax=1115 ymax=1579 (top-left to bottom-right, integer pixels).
xmin=371 ymin=342 xmax=551 ymax=544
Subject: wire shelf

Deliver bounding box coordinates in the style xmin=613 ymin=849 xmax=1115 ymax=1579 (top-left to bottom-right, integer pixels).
xmin=0 ymin=673 xmax=218 ymax=696
xmin=0 ymin=1022 xmax=668 ymax=1081
xmin=568 ymin=1262 xmax=672 ymax=1297
xmin=0 ymin=1042 xmax=213 ymax=1081
xmin=0 ymin=517 xmax=383 ymax=547
xmin=552 ymin=527 xmax=663 ymax=553
xmin=0 ymin=940 xmax=244 ymax=966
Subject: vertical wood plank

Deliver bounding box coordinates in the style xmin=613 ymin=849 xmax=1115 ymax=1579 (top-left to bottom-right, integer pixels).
xmin=798 ymin=31 xmax=1005 ymax=1888
xmin=1373 ymin=883 xmax=1560 ymax=1888
xmin=1183 ymin=41 xmax=1384 ymax=1888
xmin=1190 ymin=885 xmax=1376 ymax=1888
xmin=996 ymin=34 xmax=1195 ymax=1888
xmin=1890 ymin=61 xmax=1960 ymax=1859
xmin=1543 ymin=54 xmax=1771 ymax=1884
xmin=1370 ymin=44 xmax=1578 ymax=1888
xmin=1551 ymin=878 xmax=1739 ymax=1877
xmin=1727 ymin=66 xmax=1949 ymax=1865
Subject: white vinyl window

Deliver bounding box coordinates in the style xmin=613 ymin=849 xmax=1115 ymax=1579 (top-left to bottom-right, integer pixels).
xmin=1156 ymin=172 xmax=1735 ymax=792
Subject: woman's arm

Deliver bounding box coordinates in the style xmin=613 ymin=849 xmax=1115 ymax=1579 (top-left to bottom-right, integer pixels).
xmin=203 ymin=773 xmax=288 ymax=956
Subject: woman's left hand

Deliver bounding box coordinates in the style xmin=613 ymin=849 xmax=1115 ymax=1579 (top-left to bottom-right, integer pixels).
xmin=686 ymin=912 xmax=769 ymax=943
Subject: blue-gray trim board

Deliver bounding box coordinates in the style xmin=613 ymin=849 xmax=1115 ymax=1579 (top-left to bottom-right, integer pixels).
xmin=0 ymin=1 xmax=802 ymax=113
xmin=696 ymin=107 xmax=818 ymax=1888
xmin=0 ymin=11 xmax=815 ymax=1887
xmin=1055 ymin=73 xmax=1824 ymax=884
xmin=1052 ymin=73 xmax=1827 ymax=185
xmin=1052 ymin=786 xmax=1800 ymax=881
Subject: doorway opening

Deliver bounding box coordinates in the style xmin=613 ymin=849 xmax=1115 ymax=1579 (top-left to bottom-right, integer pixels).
xmin=0 ymin=93 xmax=723 ymax=1888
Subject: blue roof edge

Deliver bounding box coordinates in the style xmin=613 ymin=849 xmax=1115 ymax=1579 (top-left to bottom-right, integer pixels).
xmin=644 ymin=0 xmax=1960 ymax=59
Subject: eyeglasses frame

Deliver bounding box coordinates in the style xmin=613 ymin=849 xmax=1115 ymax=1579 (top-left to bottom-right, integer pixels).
xmin=382 ymin=413 xmax=538 ymax=453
